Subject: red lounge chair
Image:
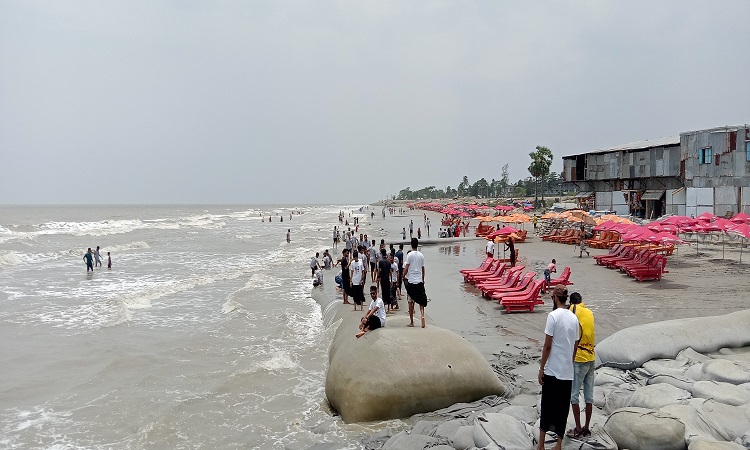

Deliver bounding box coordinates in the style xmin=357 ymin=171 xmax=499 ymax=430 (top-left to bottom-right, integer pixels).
xmin=593 ymin=244 xmax=626 ymax=265
xmin=492 ymin=276 xmax=539 ymax=302
xmin=617 ymin=251 xmax=658 ymax=272
xmin=462 ymin=260 xmax=499 ymax=282
xmin=499 ymin=280 xmax=546 ymax=313
xmin=468 ymin=262 xmax=508 ymax=284
xmin=631 ymin=257 xmax=667 ymax=282
xmin=460 ymin=257 xmax=494 ymax=276
xmin=475 ymin=265 xmax=524 ymax=291
xmin=599 ymin=247 xmax=635 ymax=267
xmin=483 ymin=272 xmax=536 ymax=298
xmin=605 ymin=248 xmax=645 ymax=269
xmin=478 ymin=269 xmax=525 ymax=297
xmin=547 ymin=266 xmax=573 ymax=286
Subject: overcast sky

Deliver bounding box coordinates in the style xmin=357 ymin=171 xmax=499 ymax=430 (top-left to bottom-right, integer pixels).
xmin=1 ymin=1 xmax=748 ymax=205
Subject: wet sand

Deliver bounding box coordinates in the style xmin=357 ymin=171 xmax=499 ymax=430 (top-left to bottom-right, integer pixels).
xmin=357 ymin=206 xmax=750 ymax=394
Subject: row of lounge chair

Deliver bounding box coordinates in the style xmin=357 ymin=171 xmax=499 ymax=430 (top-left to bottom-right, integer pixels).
xmin=460 ymin=258 xmax=573 ymax=313
xmin=593 ymin=244 xmax=669 ymax=282
xmin=584 ymin=231 xmax=621 ymax=249
xmin=540 ymin=228 xmax=584 ymax=245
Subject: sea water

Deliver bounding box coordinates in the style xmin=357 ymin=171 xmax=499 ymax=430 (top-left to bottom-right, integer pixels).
xmin=0 ymin=205 xmax=496 ymax=449
xmin=0 ymin=204 xmax=390 ymax=449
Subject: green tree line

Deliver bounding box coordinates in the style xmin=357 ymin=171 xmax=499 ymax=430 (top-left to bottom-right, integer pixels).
xmin=393 ymin=147 xmax=566 ymax=203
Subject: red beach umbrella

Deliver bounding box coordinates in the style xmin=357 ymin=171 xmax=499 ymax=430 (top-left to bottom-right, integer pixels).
xmin=696 ymin=212 xmax=718 ymax=222
xmin=486 ymin=226 xmax=519 ymax=239
xmin=645 ymin=232 xmax=685 ymax=245
xmin=730 ymin=212 xmax=750 ymax=224
xmin=593 ymin=220 xmax=616 ymax=232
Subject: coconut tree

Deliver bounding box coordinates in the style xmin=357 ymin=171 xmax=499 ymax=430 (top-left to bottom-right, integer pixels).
xmin=528 ymin=146 xmax=553 ymax=207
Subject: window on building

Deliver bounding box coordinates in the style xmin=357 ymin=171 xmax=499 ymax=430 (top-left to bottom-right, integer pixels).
xmin=746 ymin=141 xmax=750 ymax=162
xmin=700 ymin=147 xmax=712 ymax=164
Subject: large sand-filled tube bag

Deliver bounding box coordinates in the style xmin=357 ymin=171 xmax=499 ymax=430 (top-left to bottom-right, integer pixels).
xmin=325 ymin=316 xmax=506 ymax=423
xmin=604 ymin=407 xmax=686 ymax=450
xmin=596 ymin=310 xmax=750 ymax=370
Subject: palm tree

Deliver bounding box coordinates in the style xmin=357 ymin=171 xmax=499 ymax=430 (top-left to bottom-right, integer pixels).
xmin=528 ymin=146 xmax=553 ymax=207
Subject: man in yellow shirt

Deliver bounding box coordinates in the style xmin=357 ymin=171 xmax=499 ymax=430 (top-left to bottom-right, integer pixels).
xmin=567 ymin=292 xmax=595 ymax=439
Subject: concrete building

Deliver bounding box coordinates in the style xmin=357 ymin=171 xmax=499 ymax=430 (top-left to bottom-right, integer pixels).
xmin=562 ymin=124 xmax=750 ymax=218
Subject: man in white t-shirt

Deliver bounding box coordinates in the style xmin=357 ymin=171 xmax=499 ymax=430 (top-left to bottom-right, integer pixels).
xmin=537 ymin=286 xmax=580 ymax=450
xmin=486 ymin=239 xmax=495 ymax=257
xmin=349 ymin=250 xmax=366 ymax=311
xmin=403 ymin=238 xmax=428 ymax=328
xmin=356 ymin=286 xmax=386 ymax=338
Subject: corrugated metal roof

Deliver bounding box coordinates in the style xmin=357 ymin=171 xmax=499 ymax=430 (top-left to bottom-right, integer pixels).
xmin=563 ymin=135 xmax=680 ymax=158
xmin=641 ymin=190 xmax=665 ymax=201
xmin=575 ymin=192 xmax=594 ymax=198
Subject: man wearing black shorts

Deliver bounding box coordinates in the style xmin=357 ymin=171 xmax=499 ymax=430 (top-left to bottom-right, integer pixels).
xmin=349 ymin=250 xmax=366 ymax=311
xmin=537 ymin=286 xmax=580 ymax=450
xmin=376 ymin=248 xmax=391 ymax=308
xmin=403 ymin=238 xmax=428 ymax=328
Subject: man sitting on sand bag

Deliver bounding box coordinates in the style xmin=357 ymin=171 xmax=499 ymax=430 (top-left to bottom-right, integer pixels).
xmin=356 ymin=286 xmax=385 ymax=338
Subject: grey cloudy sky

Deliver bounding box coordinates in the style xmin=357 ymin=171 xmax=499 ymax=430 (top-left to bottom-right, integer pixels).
xmin=1 ymin=1 xmax=748 ymax=205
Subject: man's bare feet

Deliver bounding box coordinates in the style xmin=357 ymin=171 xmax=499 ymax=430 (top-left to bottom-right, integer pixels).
xmin=407 ymin=323 xmax=414 ymax=327
xmin=343 ymin=301 xmax=351 ymax=304
xmin=421 ymin=317 xmax=425 ymax=328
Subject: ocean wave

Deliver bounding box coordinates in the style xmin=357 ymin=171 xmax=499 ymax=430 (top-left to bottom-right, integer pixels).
xmin=0 ymin=251 xmax=21 ymax=266
xmin=255 ymin=351 xmax=299 ymax=372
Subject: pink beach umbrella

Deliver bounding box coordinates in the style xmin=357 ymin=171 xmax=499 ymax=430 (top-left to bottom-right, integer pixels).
xmin=620 ymin=226 xmax=651 ymax=242
xmin=728 ymin=223 xmax=750 ymax=262
xmin=731 ymin=212 xmax=750 ymax=224
xmin=647 ymin=222 xmax=680 ymax=234
xmin=593 ymin=220 xmax=616 ymax=232
xmin=696 ymin=212 xmax=718 ymax=222
xmin=645 ymin=232 xmax=685 ymax=245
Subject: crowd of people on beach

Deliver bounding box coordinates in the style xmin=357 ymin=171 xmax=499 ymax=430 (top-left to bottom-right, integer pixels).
xmin=310 ymin=215 xmax=431 ymax=337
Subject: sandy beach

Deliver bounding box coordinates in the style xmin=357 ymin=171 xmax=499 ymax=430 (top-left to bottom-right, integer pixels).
xmin=353 ymin=204 xmax=750 ymax=396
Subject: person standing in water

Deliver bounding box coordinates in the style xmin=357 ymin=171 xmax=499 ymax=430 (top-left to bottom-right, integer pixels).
xmin=107 ymin=252 xmax=112 ymax=269
xmin=286 ymin=229 xmax=291 ymax=243
xmin=83 ymin=248 xmax=94 ymax=272
xmin=94 ymin=246 xmax=102 ymax=267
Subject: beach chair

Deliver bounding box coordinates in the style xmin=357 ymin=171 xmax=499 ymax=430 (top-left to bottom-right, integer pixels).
xmin=541 ymin=229 xmax=560 ymax=241
xmin=549 ymin=229 xmax=573 ymax=243
xmin=476 ymin=265 xmax=522 ymax=294
xmin=631 ymin=257 xmax=667 ymax=282
xmin=468 ymin=262 xmax=508 ymax=284
xmin=482 ymin=272 xmax=535 ymax=298
xmin=462 ymin=259 xmax=499 ymax=282
xmin=559 ymin=230 xmax=583 ymax=245
xmin=604 ymin=248 xmax=643 ymax=269
xmin=593 ymin=244 xmax=623 ymax=264
xmin=599 ymin=247 xmax=635 ymax=267
xmin=498 ymin=280 xmax=546 ymax=313
xmin=618 ymin=251 xmax=658 ymax=273
xmin=547 ymin=266 xmax=573 ymax=287
xmin=460 ymin=257 xmax=494 ymax=276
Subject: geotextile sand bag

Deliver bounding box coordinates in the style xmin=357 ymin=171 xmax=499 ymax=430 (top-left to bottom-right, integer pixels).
xmin=604 ymin=407 xmax=685 ymax=450
xmin=596 ymin=310 xmax=750 ymax=370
